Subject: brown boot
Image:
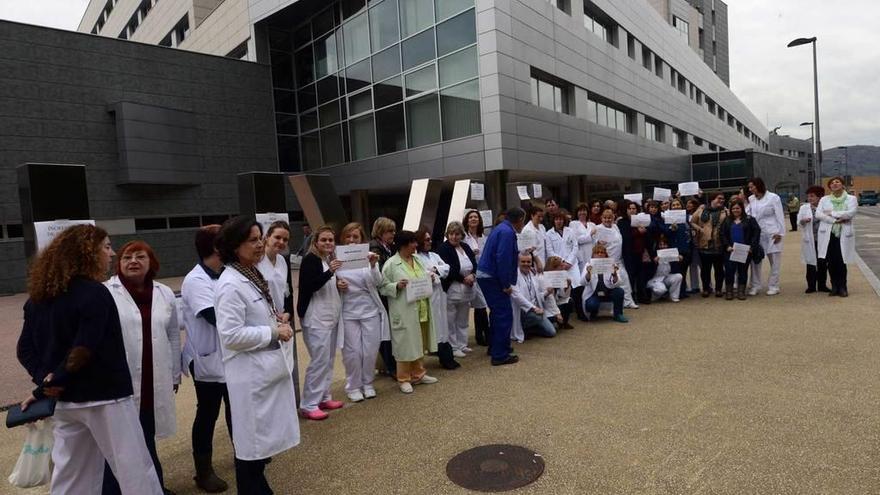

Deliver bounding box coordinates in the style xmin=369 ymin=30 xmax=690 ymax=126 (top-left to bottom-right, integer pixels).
xmin=737 ymin=287 xmax=747 ymax=300
xmin=194 ymin=453 xmax=229 ymax=493
xmin=725 ymin=287 xmax=734 ymax=300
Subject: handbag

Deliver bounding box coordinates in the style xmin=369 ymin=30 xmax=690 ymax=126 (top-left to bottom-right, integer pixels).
xmin=7 ymin=419 xmax=54 ymax=488
xmin=752 ymin=243 xmax=765 ymax=263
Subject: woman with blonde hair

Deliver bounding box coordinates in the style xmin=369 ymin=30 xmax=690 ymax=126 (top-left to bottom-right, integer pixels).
xmin=370 ymin=217 xmax=397 ymax=376
xmin=336 ymin=222 xmax=388 ymax=401
xmin=541 ymin=256 xmax=573 ymax=329
xmin=438 ymin=221 xmax=477 ymax=358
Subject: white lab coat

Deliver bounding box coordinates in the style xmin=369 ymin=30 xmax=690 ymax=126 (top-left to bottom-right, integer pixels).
xmin=510 ymin=269 xmax=544 ymax=343
xmin=747 ymin=191 xmax=786 ymax=254
xmin=520 ymin=221 xmax=547 ymax=263
xmin=257 ymin=254 xmax=296 ymax=372
xmin=579 ymin=263 xmax=621 ymax=301
xmin=417 ymin=251 xmax=451 ymax=343
xmin=545 ymin=227 xmax=583 ymax=288
xmin=105 ymin=276 xmax=181 ymax=439
xmin=569 ymin=220 xmax=597 ymax=271
xmin=797 ymin=204 xmax=818 ymax=266
xmin=180 ymin=264 xmax=225 ymax=382
xmin=464 ymin=232 xmax=488 ymax=309
xmin=816 ymin=193 xmax=858 ymax=263
xmin=594 ymin=223 xmax=635 ymax=306
xmin=215 ymin=266 xmax=300 ymax=461
xmin=339 ymin=264 xmax=391 ymax=341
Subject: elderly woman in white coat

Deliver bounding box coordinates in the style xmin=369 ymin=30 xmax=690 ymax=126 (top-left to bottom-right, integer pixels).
xmin=438 ymin=221 xmax=477 ymax=361
xmin=797 ymin=185 xmax=828 ymax=293
xmin=103 ymin=240 xmax=180 ymax=495
xmin=215 ymin=216 xmax=299 ymax=495
xmin=336 ymin=222 xmax=389 ymax=402
xmin=415 ymin=227 xmax=461 ymax=369
xmin=746 ymin=177 xmax=786 ymax=295
xmin=816 ymin=177 xmax=859 ymax=297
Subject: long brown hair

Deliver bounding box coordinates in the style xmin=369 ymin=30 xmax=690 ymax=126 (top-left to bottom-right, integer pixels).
xmin=28 ymin=224 xmax=109 ymax=302
xmin=308 ymin=225 xmax=337 ymax=258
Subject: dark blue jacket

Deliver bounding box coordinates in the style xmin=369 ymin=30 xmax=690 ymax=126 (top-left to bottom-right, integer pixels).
xmin=17 ymin=300 xmax=52 ymax=385
xmin=39 ymin=277 xmax=133 ymax=403
xmin=437 ymin=241 xmax=477 ymax=292
xmin=477 ymin=220 xmax=519 ymax=289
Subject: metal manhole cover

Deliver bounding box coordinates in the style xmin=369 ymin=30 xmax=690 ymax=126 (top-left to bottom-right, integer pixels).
xmin=446 ymin=444 xmax=544 ymax=492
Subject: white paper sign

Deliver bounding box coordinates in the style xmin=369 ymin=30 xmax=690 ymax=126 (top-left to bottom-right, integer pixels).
xmin=479 ymin=210 xmax=493 ymax=227
xmin=589 ymin=258 xmax=616 ymax=275
xmin=730 ymin=242 xmax=751 ymax=264
xmin=653 ymin=187 xmax=672 ymax=202
xmin=405 ymin=277 xmax=433 ymax=302
xmin=255 ymin=212 xmax=290 ymax=238
xmin=335 ymin=243 xmax=370 ymax=271
xmin=663 ymin=209 xmax=687 ymax=224
xmin=470 ymin=183 xmax=485 ymax=201
xmin=630 ymin=213 xmax=652 ymax=227
xmin=516 ymin=185 xmax=530 ymax=200
xmin=517 ymin=230 xmax=537 ymax=252
xmin=532 ymin=184 xmax=543 ymax=199
xmin=623 ymin=193 xmax=643 ymax=205
xmin=34 ymin=219 xmax=96 ymax=252
xmin=542 ymin=270 xmax=568 ymax=289
xmin=657 ymin=248 xmax=680 ymax=263
xmin=678 ymin=182 xmax=700 ymax=196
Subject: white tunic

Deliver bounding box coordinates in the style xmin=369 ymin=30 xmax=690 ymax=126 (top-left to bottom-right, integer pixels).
xmin=181 ymin=264 xmax=225 ymax=383
xmin=545 ymin=227 xmax=583 ymax=288
xmin=447 ymin=246 xmax=475 ymax=303
xmin=510 ymin=269 xmax=545 ymax=343
xmin=417 ymin=251 xmax=451 ymax=343
xmin=569 ymin=220 xmax=597 ymax=270
xmin=747 ymin=192 xmax=786 ymax=254
xmin=464 ymin=232 xmax=488 ymax=309
xmin=595 ymin=224 xmax=623 ymax=263
xmin=520 ymin=221 xmax=547 ymax=263
xmin=256 ymin=254 xmax=290 ymax=314
xmin=215 ymin=266 xmax=300 ymax=461
xmin=797 ymin=203 xmax=818 ymax=266
xmin=815 ymin=193 xmax=858 ymax=263
xmin=339 ymin=264 xmax=391 ymax=341
xmin=105 ymin=276 xmax=181 ymax=439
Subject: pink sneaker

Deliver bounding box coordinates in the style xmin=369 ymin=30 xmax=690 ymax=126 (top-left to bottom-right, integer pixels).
xmin=299 ymin=409 xmax=328 ymax=421
xmin=318 ymin=400 xmax=344 ymax=411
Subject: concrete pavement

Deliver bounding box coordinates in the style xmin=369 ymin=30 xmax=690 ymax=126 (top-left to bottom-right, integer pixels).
xmin=1 ymin=231 xmax=879 ymax=494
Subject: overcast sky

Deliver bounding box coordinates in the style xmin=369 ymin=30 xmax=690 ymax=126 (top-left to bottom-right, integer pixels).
xmin=1 ymin=0 xmax=877 ymax=148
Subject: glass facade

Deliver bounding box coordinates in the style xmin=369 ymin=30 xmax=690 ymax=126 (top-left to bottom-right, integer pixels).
xmin=268 ymin=0 xmax=480 ymax=172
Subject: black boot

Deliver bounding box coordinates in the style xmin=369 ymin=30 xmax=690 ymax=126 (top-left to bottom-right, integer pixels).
xmin=194 ymin=452 xmax=229 ymax=493
xmin=437 ymin=342 xmax=460 ymax=369
xmin=474 ymin=308 xmax=489 ymax=346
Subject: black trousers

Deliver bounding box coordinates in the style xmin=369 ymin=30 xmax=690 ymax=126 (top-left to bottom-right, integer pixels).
xmin=623 ymin=255 xmax=653 ymax=303
xmin=559 ymin=301 xmax=572 ymax=325
xmin=826 ymin=234 xmax=848 ymax=291
xmin=473 ymin=307 xmax=489 ymax=345
xmin=191 ymin=363 xmax=233 ymax=455
xmin=235 ymin=457 xmax=273 ymax=495
xmin=789 ymin=211 xmax=798 ymax=231
xmin=699 ymin=251 xmax=724 ymax=292
xmin=806 ymin=240 xmax=828 ymax=290
xmin=724 ymin=255 xmax=749 ymax=288
xmin=571 ymin=286 xmax=587 ymax=319
xmin=103 ymin=408 xmax=163 ymax=494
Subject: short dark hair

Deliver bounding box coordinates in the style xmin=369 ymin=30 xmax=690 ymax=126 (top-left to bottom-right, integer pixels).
xmin=552 ymin=210 xmax=570 ymax=227
xmin=545 ymin=197 xmax=557 ymax=206
xmin=216 ymin=215 xmax=262 ymax=264
xmin=527 ymin=206 xmax=543 ymax=217
xmin=506 ymin=207 xmax=526 ymax=223
xmin=806 ymin=185 xmax=825 ymax=197
xmin=748 ymin=177 xmax=767 ymax=194
xmin=195 ymin=224 xmax=221 ymax=261
xmin=729 ymin=198 xmax=746 ymax=216
xmin=394 ymin=230 xmax=418 ymax=251
xmin=415 ymin=226 xmax=431 ymax=252
xmin=711 ymin=191 xmax=726 ymax=201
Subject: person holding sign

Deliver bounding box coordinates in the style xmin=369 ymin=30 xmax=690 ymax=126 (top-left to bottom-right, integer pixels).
xmin=438 ymin=222 xmax=478 ymax=361
xmin=798 ymin=186 xmax=829 ymax=293
xmin=415 ymin=228 xmax=461 ymax=368
xmin=511 ymin=254 xmax=557 ymax=339
xmin=545 ymin=210 xmax=582 ymax=323
xmin=379 ymin=231 xmax=440 ymax=393
xmin=336 ymin=223 xmax=388 ymax=402
xmin=746 ymin=177 xmax=786 ymax=296
xmin=464 ymin=210 xmax=491 ymax=347
xmin=720 ymin=199 xmax=761 ymax=300
xmin=663 ymin=199 xmax=692 ymax=298
xmin=580 ymin=245 xmax=628 ymax=323
xmin=690 ymin=192 xmax=728 ymax=297
xmin=647 ymin=236 xmax=683 ymax=302
xmin=541 ymin=256 xmax=573 ymax=330
xmin=595 ymin=207 xmax=637 ymax=309
xmin=618 ymin=201 xmax=657 ymax=305
xmin=816 ymin=177 xmax=859 ymax=297
xmin=296 ymin=226 xmax=344 ymax=421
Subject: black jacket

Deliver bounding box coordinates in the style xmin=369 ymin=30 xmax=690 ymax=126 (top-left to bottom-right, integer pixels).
xmin=436 ymin=241 xmax=477 ymax=292
xmin=719 ymin=216 xmax=762 ymax=252
xmin=617 ymin=217 xmax=658 ymax=261
xmin=40 ymin=277 xmax=134 ymax=402
xmin=369 ymin=239 xmax=394 ymax=270
xmin=17 ymin=300 xmax=52 ymax=385
xmin=296 ymin=252 xmax=335 ymax=319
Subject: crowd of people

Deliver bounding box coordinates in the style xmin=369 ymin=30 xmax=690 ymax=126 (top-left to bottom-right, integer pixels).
xmin=14 ymin=176 xmax=859 ymax=494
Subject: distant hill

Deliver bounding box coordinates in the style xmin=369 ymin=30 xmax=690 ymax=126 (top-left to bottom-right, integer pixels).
xmin=822 ymin=145 xmax=880 ymax=177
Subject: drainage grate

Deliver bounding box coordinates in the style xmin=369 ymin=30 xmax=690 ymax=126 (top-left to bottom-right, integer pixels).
xmin=446 ymin=444 xmax=544 ymax=492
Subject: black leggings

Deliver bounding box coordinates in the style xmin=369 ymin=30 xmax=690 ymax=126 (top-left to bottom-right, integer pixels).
xmin=699 ymin=251 xmax=724 ymax=292
xmin=826 ymin=234 xmax=848 ymax=291
xmin=191 ymin=363 xmax=233 ymax=455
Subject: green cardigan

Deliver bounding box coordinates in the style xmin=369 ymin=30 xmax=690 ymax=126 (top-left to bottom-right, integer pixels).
xmin=379 ymin=253 xmax=438 ymax=361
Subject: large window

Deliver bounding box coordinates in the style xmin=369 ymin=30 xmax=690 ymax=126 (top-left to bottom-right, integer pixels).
xmin=645 ymin=120 xmax=663 ymax=143
xmin=673 ymin=16 xmax=689 ymax=42
xmin=530 ymin=71 xmax=569 ymax=114
xmin=584 ymin=12 xmax=608 ymax=42
xmin=585 ymin=95 xmax=631 ymax=134
xmin=673 ymin=129 xmax=688 ymax=150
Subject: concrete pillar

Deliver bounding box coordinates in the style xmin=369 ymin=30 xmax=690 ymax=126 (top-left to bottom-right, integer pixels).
xmin=350 ymin=189 xmax=370 ymax=228
xmin=567 ymin=175 xmax=588 ymax=207
xmin=485 ymin=170 xmax=509 ymax=215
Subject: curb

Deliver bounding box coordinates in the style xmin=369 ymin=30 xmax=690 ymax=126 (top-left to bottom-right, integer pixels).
xmin=854 ymin=251 xmax=880 ymax=298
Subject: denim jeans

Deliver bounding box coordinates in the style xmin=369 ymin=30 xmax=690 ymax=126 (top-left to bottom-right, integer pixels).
xmin=521 ymin=310 xmax=556 ymax=337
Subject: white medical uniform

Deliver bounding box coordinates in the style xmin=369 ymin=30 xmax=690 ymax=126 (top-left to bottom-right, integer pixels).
xmin=446 ymin=245 xmax=475 ymax=352
xmin=417 ymin=251 xmax=451 ymax=344
xmin=747 ymin=191 xmax=786 ymax=292
xmin=257 ymin=254 xmax=296 ymax=373
xmin=338 ymin=263 xmax=389 ymax=394
xmin=647 ymin=260 xmax=683 ymax=301
xmin=299 ymin=258 xmax=343 ymax=413
xmin=595 ymin=223 xmax=636 ymax=307
xmin=464 ymin=232 xmax=488 ymax=309
xmin=181 ymin=264 xmax=225 ymax=383
xmin=545 ymin=226 xmax=583 ymax=289
xmin=520 ymin=221 xmax=547 ymax=264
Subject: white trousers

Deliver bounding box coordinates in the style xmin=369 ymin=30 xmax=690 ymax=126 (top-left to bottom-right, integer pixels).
xmin=342 ymin=315 xmax=382 ymax=393
xmin=446 ymin=300 xmax=471 ymax=351
xmin=649 ymin=273 xmax=683 ymax=301
xmin=51 ymin=398 xmax=162 ymax=495
xmin=750 ymin=252 xmax=782 ymax=291
xmin=301 ymin=324 xmax=338 ymax=411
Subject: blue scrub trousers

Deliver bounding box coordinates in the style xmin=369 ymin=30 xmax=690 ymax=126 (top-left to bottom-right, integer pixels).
xmin=478 ymin=277 xmax=513 ymax=361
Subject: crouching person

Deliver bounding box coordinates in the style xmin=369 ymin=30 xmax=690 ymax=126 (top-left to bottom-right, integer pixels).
xmin=511 ymin=254 xmax=556 ymax=338
xmin=581 ymin=245 xmax=628 ymax=323
xmin=647 ymin=236 xmax=683 ymax=302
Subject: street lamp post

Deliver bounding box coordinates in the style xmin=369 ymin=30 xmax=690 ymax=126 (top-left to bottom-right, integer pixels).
xmin=800 ymin=121 xmax=815 ymax=184
xmin=838 ymin=146 xmax=849 ymax=187
xmin=788 ymin=37 xmax=822 ymax=183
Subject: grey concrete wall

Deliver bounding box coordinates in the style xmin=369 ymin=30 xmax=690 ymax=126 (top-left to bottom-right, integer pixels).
xmin=0 ymin=20 xmax=278 ymax=293
xmin=713 ymin=0 xmax=730 ymax=86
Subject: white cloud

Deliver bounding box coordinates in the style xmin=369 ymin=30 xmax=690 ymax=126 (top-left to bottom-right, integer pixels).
xmin=0 ymin=0 xmax=90 ymax=30
xmin=728 ymin=0 xmax=880 ymax=148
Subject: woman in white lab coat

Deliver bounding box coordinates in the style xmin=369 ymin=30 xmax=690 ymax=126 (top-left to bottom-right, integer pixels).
xmin=595 ymin=207 xmax=637 ymax=308
xmin=464 ymin=210 xmax=490 ymax=346
xmin=816 ymin=176 xmax=859 ymax=297
xmin=103 ymin=240 xmax=181 ymax=495
xmin=256 ymin=221 xmax=297 ymax=380
xmin=545 ymin=210 xmax=582 ymax=328
xmin=296 ymin=226 xmax=344 ymax=421
xmin=569 ymin=203 xmax=597 ymax=320
xmin=746 ymin=177 xmax=786 ymax=295
xmin=215 ymin=216 xmax=299 ymax=495
xmin=798 ymin=185 xmax=829 ymax=293
xmin=336 ymin=222 xmax=388 ymax=402
xmin=438 ymin=221 xmax=477 ymax=358
xmin=521 ymin=206 xmax=547 ymax=270
xmin=415 ymin=227 xmax=460 ymax=368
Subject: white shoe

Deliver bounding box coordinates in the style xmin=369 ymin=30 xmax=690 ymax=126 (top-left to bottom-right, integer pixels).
xmin=452 ymin=350 xmax=466 ymax=358
xmin=415 ymin=375 xmax=438 ymax=384
xmin=399 ymin=382 xmax=413 ymax=394
xmin=363 ymin=387 xmax=376 ymax=399
xmin=347 ymin=390 xmax=364 ymax=402
xmin=671 ymin=298 xmax=680 ymax=303
xmin=766 ymin=288 xmax=780 ymax=296
xmin=625 ymin=302 xmax=639 ymax=309
xmin=747 ymin=288 xmax=759 ymax=296
xmin=462 ymin=346 xmax=473 ymax=353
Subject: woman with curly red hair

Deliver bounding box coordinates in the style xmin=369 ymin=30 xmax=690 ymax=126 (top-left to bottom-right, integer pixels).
xmin=19 ymin=224 xmax=163 ymax=494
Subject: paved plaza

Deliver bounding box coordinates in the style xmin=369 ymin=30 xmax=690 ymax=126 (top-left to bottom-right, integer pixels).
xmin=1 ymin=229 xmax=880 ymax=494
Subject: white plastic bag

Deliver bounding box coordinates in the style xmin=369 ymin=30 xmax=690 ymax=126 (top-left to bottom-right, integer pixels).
xmin=8 ymin=419 xmax=53 ymax=488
